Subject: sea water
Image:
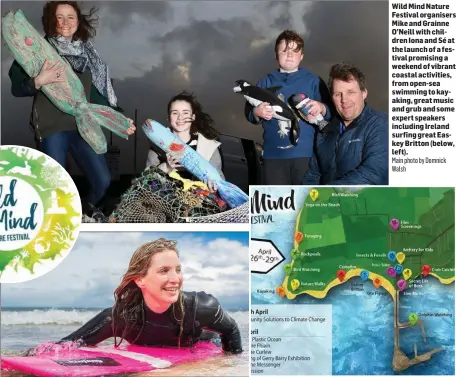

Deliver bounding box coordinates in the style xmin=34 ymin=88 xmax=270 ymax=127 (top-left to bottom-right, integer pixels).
xmin=252 ymin=274 xmax=455 ymax=375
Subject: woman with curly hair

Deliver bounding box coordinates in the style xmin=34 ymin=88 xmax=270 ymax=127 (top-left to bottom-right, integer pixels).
xmin=25 ymin=238 xmax=243 ymax=354
xmin=8 ymin=1 xmax=135 ymax=215
xmin=146 ymin=91 xmax=224 ymax=192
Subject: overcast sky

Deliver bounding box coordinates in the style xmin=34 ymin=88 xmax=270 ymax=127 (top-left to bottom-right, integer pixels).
xmin=1 ymin=1 xmax=388 ymax=174
xmin=1 ymin=231 xmax=249 ymax=309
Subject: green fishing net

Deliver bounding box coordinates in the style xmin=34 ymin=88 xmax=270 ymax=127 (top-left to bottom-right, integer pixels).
xmin=106 ymin=166 xmax=248 ymax=223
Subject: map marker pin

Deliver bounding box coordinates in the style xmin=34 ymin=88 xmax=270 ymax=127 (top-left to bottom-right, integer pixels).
xmin=291 ymin=279 xmax=300 ymax=291
xmin=397 ymin=279 xmax=406 ymax=291
xmin=360 ymin=270 xmax=369 ymax=281
xmin=309 ymin=189 xmax=319 ymax=201
xmin=395 ymin=264 xmax=404 ymax=275
xmin=373 ymin=277 xmax=382 ymax=289
xmin=422 ymin=264 xmax=431 ymax=277
xmin=387 ymin=266 xmax=396 ymax=277
xmin=337 ymin=269 xmax=346 ymax=282
xmin=409 ymin=313 xmax=418 ymax=325
xmin=403 ymin=268 xmax=412 ymax=280
xmin=396 ymin=252 xmax=405 ymax=264
xmin=389 ymin=218 xmax=399 ymax=231
xmin=387 ymin=251 xmax=397 ymax=262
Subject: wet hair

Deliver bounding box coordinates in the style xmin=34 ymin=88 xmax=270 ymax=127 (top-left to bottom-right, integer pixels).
xmin=328 ymin=62 xmax=367 ymax=93
xmin=274 ymin=29 xmax=304 ymax=59
xmin=112 ymin=238 xmax=185 ymax=348
xmin=42 ymin=1 xmax=99 ymax=41
xmin=167 ymin=91 xmax=220 ymax=140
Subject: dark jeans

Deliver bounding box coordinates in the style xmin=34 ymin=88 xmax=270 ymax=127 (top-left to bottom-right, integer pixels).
xmin=42 ymin=130 xmax=111 ymax=208
xmin=263 ymin=157 xmax=310 ymax=185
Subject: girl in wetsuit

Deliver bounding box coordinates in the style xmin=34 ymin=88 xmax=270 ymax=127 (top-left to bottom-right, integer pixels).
xmin=27 ymin=238 xmax=242 ymax=354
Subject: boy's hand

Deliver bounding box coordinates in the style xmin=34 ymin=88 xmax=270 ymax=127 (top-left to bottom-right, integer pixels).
xmin=254 ymin=102 xmax=274 ymax=121
xmin=304 ymin=100 xmax=326 ymax=117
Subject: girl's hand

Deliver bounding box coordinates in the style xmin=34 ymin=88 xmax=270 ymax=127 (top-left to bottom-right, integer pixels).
xmin=166 ymin=153 xmax=182 ymax=169
xmin=21 ymin=347 xmax=37 ymax=356
xmin=205 ymin=179 xmax=218 ymax=193
xmin=22 ymin=340 xmax=83 ymax=356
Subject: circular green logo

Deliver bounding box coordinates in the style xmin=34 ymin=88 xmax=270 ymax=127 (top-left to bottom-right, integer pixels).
xmin=0 ymin=145 xmax=82 ymax=283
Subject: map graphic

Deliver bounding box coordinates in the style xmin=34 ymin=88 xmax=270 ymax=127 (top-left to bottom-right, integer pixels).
xmin=250 ymin=187 xmax=455 ymax=375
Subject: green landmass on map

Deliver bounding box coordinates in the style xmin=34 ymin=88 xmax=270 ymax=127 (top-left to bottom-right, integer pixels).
xmin=284 ymin=187 xmax=455 ymax=298
xmin=277 ymin=187 xmax=454 ymax=372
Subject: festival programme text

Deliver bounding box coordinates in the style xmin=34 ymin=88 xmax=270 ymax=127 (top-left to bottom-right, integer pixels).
xmin=250 ymin=305 xmax=332 ymax=375
xmin=390 ymin=0 xmax=456 ymax=185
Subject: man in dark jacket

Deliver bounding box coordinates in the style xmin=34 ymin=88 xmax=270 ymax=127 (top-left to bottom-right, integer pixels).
xmin=302 ymin=62 xmax=388 ymax=185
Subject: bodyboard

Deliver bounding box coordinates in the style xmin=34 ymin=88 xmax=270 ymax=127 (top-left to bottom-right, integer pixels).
xmin=1 ymin=342 xmax=222 ymax=377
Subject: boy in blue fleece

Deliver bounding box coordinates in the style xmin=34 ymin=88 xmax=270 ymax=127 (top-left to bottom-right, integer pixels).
xmin=245 ymin=29 xmax=332 ymax=185
xmin=302 ymin=62 xmax=388 ymax=185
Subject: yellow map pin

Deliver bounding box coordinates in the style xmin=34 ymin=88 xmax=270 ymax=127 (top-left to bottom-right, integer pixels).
xmin=291 ymin=279 xmax=300 ymax=291
xmin=403 ymin=268 xmax=412 ymax=280
xmin=309 ymin=189 xmax=319 ymax=201
xmin=396 ymin=252 xmax=405 ymax=264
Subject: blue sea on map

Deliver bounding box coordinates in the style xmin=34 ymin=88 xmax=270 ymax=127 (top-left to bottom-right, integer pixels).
xmin=251 ymin=187 xmax=455 ymax=375
xmin=252 ymin=273 xmax=454 ymax=375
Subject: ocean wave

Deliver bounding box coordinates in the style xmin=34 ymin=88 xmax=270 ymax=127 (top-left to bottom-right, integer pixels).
xmin=1 ymin=309 xmax=248 ymax=326
xmin=226 ymin=311 xmax=249 ymax=327
xmin=1 ymin=309 xmax=101 ymax=326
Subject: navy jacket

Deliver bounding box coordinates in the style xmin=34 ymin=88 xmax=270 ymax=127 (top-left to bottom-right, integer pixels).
xmin=245 ymin=68 xmax=332 ymax=159
xmin=302 ymin=105 xmax=388 ymax=185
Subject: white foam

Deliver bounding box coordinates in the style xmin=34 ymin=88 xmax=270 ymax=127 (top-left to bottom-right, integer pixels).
xmin=2 ymin=309 xmax=248 ymax=327
xmin=1 ymin=309 xmax=100 ymax=326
